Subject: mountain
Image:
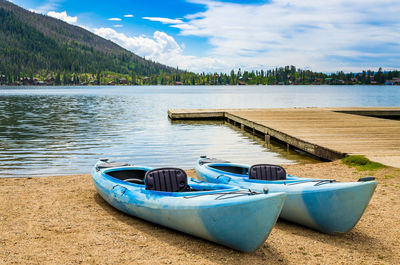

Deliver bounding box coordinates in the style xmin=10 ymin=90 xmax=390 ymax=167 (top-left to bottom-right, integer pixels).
xmin=0 ymin=0 xmax=177 ymax=79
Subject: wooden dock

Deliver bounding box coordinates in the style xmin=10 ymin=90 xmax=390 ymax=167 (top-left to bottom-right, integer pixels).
xmin=168 ymin=107 xmax=400 ymax=168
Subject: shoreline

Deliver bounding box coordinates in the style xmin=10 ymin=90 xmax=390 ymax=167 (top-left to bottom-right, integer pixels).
xmin=1 ymin=161 xmax=399 ymax=264
xmin=1 ymin=84 xmax=398 ymax=87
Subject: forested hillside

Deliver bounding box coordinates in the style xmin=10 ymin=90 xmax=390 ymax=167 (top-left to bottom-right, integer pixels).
xmin=0 ymin=0 xmax=177 ymax=84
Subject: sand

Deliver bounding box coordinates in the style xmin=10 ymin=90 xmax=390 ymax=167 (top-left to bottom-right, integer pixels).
xmin=1 ymin=161 xmax=399 ymax=264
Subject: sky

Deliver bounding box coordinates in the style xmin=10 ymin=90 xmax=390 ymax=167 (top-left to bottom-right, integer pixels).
xmin=7 ymin=0 xmax=400 ymax=73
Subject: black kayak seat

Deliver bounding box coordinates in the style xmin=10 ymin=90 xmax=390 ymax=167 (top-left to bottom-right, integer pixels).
xmin=145 ymin=168 xmax=188 ymax=192
xmin=249 ymin=164 xmax=286 ymax=181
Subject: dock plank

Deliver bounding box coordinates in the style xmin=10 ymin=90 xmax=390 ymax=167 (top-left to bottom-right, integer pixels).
xmin=168 ymin=107 xmax=400 ymax=167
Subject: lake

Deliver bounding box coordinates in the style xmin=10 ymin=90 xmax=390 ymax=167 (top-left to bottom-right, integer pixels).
xmin=0 ymin=85 xmax=399 ymax=177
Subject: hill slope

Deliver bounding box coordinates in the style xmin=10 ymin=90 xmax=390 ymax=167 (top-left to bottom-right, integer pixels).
xmin=0 ymin=0 xmax=176 ymax=78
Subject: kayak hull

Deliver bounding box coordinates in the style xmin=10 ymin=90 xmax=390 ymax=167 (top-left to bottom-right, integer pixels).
xmin=92 ymin=163 xmax=286 ymax=252
xmin=195 ymin=159 xmax=377 ymax=234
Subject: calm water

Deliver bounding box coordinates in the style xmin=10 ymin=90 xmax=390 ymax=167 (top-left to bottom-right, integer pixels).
xmin=0 ymin=85 xmax=399 ymax=177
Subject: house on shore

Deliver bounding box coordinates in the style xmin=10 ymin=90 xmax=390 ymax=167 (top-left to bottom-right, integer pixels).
xmin=46 ymin=77 xmax=55 ymax=86
xmin=119 ymin=78 xmax=129 ymax=85
xmin=385 ymin=77 xmax=400 ymax=85
xmin=22 ymin=78 xmax=33 ymax=86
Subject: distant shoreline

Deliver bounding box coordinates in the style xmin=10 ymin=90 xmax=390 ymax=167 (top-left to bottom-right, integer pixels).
xmin=1 ymin=83 xmax=399 ymax=87
xmin=2 ymin=67 xmax=400 ymax=86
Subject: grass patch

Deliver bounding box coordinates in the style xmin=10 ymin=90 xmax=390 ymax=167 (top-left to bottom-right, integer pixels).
xmin=342 ymin=155 xmax=386 ymax=171
xmin=384 ymin=175 xmax=394 ymax=179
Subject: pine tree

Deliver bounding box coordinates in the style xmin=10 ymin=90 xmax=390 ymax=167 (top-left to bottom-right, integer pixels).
xmin=55 ymin=73 xmax=61 ymax=85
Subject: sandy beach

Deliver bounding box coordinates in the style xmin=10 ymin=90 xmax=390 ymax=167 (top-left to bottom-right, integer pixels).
xmin=1 ymin=161 xmax=399 ymax=264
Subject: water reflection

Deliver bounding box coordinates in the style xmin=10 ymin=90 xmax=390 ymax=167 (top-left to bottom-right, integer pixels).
xmin=0 ymin=93 xmax=304 ymax=177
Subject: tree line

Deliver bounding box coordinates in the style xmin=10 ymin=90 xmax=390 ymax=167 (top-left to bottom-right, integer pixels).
xmin=1 ymin=66 xmax=399 ymax=86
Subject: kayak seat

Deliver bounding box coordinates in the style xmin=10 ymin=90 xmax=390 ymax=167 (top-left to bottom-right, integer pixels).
xmin=145 ymin=168 xmax=188 ymax=192
xmin=249 ymin=164 xmax=286 ymax=181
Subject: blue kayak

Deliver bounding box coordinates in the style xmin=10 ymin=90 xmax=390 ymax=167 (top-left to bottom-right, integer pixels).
xmin=92 ymin=159 xmax=286 ymax=252
xmin=195 ymin=157 xmax=377 ymax=234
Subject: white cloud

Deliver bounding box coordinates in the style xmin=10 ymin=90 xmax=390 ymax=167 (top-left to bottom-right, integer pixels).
xmin=92 ymin=27 xmax=224 ymax=72
xmin=113 ymin=25 xmax=123 ymax=28
xmin=124 ymin=14 xmax=134 ymax=18
xmin=47 ymin=11 xmax=77 ymax=24
xmin=108 ymin=18 xmax=122 ymax=21
xmin=172 ymin=0 xmax=400 ymax=72
xmin=30 ymin=0 xmax=63 ymax=14
xmin=93 ymin=27 xmax=181 ymax=57
xmin=142 ymin=17 xmax=184 ymax=24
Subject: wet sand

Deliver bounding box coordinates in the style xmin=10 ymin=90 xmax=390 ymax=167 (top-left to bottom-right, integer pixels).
xmin=1 ymin=161 xmax=399 ymax=264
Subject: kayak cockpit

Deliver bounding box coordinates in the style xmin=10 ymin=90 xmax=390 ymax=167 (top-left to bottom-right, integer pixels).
xmin=203 ymin=160 xmax=314 ymax=184
xmin=145 ymin=168 xmax=241 ymax=193
xmin=207 ymin=163 xmax=287 ymax=181
xmin=103 ymin=167 xmax=238 ymax=193
xmin=203 ymin=161 xmax=328 ymax=185
xmin=105 ymin=169 xmax=147 ymax=185
xmin=208 ymin=164 xmax=249 ymax=175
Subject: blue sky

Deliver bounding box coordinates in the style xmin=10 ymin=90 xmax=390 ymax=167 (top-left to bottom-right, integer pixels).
xmin=8 ymin=0 xmax=400 ymax=73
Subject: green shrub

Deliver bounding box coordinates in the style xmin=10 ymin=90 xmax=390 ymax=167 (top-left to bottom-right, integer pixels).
xmin=342 ymin=155 xmax=385 ymax=171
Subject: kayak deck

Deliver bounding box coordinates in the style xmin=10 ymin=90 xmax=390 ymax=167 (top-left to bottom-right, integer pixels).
xmin=92 ymin=162 xmax=286 ymax=252
xmin=196 ymin=157 xmax=377 ymax=234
